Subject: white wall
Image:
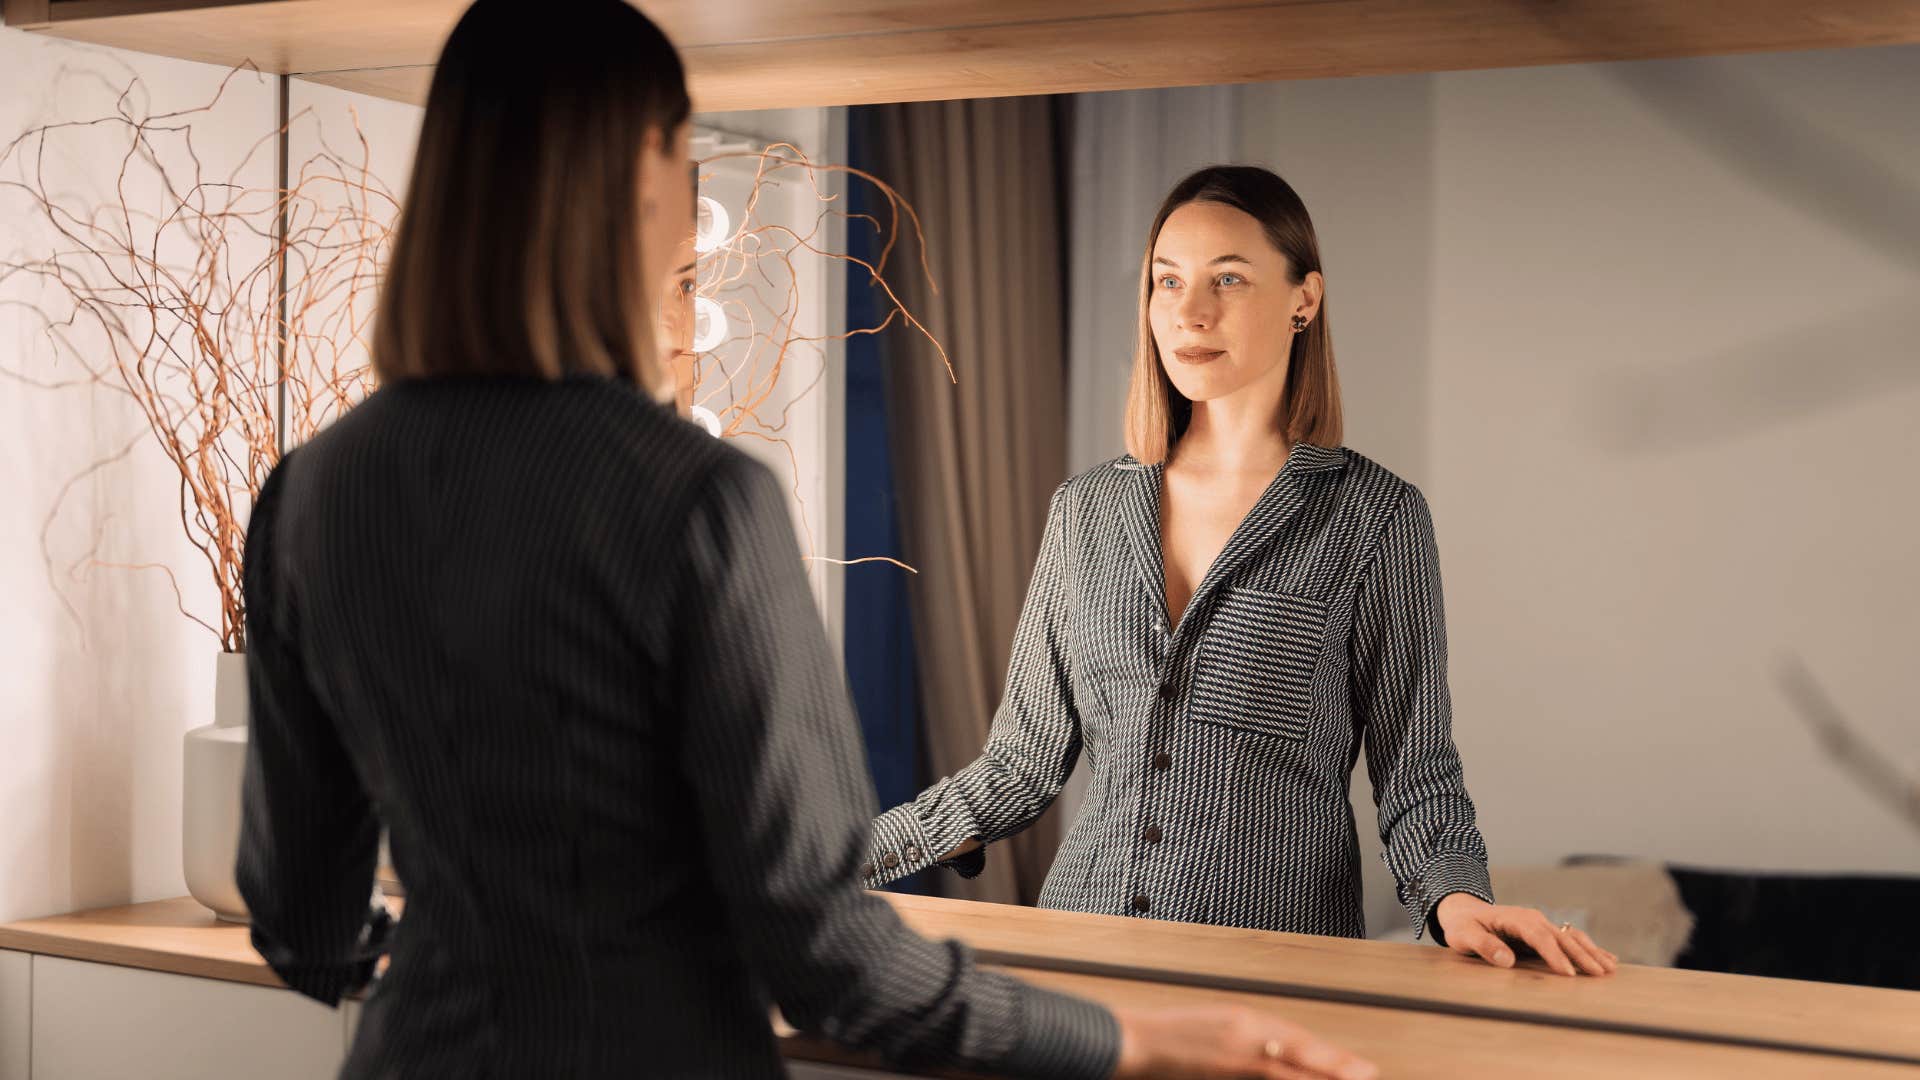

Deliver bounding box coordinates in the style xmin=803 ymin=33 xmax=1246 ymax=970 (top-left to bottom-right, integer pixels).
xmin=1069 ymin=44 xmax=1920 ymax=931
xmin=1411 ymin=46 xmax=1920 ymax=876
xmin=0 ymin=28 xmax=277 ymax=924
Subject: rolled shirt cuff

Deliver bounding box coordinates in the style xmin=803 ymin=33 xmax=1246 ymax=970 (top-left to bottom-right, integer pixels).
xmin=1399 ymin=850 xmax=1495 ymax=944
xmin=864 ymin=805 xmax=942 ymax=887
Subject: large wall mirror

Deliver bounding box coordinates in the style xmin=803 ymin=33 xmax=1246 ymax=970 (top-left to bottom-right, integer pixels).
xmin=267 ymin=42 xmax=1920 ymax=990
xmin=4 ymin=0 xmax=1914 ymax=994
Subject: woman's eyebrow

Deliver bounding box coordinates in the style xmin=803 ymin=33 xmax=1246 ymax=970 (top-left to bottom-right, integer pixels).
xmin=1151 ymin=254 xmax=1254 ymax=267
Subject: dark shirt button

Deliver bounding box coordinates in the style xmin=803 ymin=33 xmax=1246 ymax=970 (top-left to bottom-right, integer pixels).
xmin=882 ymin=852 xmax=901 ymax=869
xmin=1131 ymin=895 xmax=1151 ymax=914
xmin=1143 ymin=825 xmax=1163 ymax=844
xmin=1151 ymin=751 xmax=1172 ymax=771
xmin=1157 ymin=681 xmax=1175 ymax=701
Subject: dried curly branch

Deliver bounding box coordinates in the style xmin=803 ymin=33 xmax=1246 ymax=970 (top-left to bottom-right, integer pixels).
xmin=1 ymin=65 xmax=394 ymax=652
xmin=692 ymin=144 xmax=950 ymax=573
xmin=3 ymin=79 xmax=943 ymax=652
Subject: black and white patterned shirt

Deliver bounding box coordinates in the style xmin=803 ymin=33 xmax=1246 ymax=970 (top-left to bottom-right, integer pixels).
xmin=867 ymin=443 xmax=1496 ymax=941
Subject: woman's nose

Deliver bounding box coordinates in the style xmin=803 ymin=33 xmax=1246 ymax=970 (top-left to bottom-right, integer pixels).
xmin=1176 ymin=292 xmax=1214 ymax=331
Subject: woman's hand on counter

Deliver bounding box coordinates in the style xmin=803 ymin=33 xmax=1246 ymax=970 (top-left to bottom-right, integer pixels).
xmin=1433 ymin=893 xmax=1618 ymax=977
xmin=1111 ymin=1004 xmax=1379 ymax=1080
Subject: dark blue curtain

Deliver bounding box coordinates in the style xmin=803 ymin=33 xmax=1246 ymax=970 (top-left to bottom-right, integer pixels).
xmin=843 ymin=107 xmax=928 ymax=894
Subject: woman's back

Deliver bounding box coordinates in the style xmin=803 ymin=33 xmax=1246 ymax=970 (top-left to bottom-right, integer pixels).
xmin=261 ymin=376 xmax=803 ymax=1074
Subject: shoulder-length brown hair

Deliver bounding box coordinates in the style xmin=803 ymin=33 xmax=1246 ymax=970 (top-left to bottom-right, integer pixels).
xmin=1124 ymin=165 xmax=1343 ymax=464
xmin=372 ymin=0 xmax=690 ymax=389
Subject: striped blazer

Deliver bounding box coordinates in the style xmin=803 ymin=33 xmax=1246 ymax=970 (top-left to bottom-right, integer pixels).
xmin=236 ymin=377 xmax=1118 ymax=1078
xmin=866 ymin=443 xmax=1496 ymax=941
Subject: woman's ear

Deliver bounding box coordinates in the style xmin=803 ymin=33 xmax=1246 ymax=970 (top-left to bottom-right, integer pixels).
xmin=1296 ymin=269 xmax=1325 ymax=323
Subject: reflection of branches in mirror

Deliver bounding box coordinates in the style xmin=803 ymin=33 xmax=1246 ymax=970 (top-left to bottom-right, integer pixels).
xmin=1775 ymin=654 xmax=1920 ymax=835
xmin=693 ymin=143 xmax=952 ymax=574
xmin=0 ymin=64 xmax=395 ymax=651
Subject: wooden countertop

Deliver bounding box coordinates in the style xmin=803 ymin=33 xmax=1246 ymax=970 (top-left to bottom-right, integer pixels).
xmin=4 ymin=893 xmax=1916 ymax=1077
xmin=784 ymin=964 xmax=1920 ymax=1079
xmin=0 ymin=897 xmax=281 ymax=989
xmin=883 ymin=892 xmax=1920 ymax=1067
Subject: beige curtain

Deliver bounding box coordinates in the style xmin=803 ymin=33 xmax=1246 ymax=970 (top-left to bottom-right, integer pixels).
xmin=871 ymin=97 xmax=1069 ymax=906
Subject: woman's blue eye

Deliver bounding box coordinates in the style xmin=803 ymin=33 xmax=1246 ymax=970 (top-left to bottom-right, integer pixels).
xmin=1217 ymin=273 xmax=1243 ymax=287
xmin=679 ymin=279 xmax=696 ymax=296
xmin=1159 ymin=275 xmax=1180 ymax=289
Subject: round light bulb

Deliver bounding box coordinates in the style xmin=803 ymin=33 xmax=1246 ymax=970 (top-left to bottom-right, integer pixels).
xmin=692 ymin=296 xmax=727 ymax=353
xmin=694 ymin=195 xmax=731 ymax=254
xmin=689 ymin=405 xmax=722 ymax=437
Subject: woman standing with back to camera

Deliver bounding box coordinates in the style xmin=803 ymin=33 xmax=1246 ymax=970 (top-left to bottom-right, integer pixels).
xmin=232 ymin=1 xmax=1378 ymax=1077
xmin=867 ymin=165 xmax=1619 ymax=980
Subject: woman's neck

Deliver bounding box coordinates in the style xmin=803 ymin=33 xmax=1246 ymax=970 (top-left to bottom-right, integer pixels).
xmin=1174 ymin=395 xmax=1290 ymax=475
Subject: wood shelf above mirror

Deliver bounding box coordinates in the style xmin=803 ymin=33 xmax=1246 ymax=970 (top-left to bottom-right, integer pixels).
xmin=5 ymin=0 xmax=1920 ymax=113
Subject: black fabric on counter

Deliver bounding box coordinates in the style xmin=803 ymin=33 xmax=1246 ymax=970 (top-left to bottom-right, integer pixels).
xmin=1667 ymin=864 xmax=1920 ymax=990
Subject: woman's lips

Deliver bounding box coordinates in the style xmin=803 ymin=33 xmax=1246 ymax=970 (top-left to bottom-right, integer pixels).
xmin=1172 ymin=348 xmax=1225 ymax=365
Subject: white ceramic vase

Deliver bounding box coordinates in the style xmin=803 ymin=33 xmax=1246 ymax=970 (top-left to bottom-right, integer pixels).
xmin=183 ymin=651 xmax=250 ymax=923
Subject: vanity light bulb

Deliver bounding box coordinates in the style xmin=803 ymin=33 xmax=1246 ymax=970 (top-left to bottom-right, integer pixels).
xmin=692 ymin=296 xmax=727 ymax=353
xmin=694 ymin=195 xmax=731 ymax=254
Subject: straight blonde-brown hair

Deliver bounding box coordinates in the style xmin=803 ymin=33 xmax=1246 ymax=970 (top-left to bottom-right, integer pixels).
xmin=1124 ymin=165 xmax=1344 ymax=464
xmin=372 ymin=0 xmax=690 ymax=389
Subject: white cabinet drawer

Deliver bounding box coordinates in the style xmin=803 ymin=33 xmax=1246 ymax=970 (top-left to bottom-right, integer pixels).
xmin=1 ymin=951 xmax=28 ymax=1080
xmin=32 ymin=956 xmax=344 ymax=1080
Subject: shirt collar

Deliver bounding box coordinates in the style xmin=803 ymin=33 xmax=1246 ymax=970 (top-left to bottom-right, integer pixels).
xmin=1116 ymin=442 xmax=1348 ymax=475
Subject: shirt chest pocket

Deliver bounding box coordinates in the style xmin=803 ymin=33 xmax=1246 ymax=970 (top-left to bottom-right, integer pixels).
xmin=1189 ymin=587 xmax=1329 ymax=742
